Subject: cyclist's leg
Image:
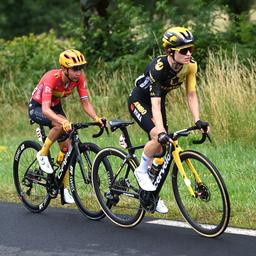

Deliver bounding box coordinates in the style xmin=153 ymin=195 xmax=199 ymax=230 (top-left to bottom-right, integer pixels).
xmin=128 ymin=96 xmax=168 ymax=213
xmin=28 ymin=100 xmax=67 ymax=173
xmin=128 ymin=97 xmax=161 ymax=190
xmin=57 ymin=137 xmax=75 ymax=204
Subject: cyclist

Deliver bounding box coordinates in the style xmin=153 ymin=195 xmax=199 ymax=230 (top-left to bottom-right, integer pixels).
xmin=128 ymin=27 xmax=209 ymax=213
xmin=28 ymin=49 xmax=105 ymax=204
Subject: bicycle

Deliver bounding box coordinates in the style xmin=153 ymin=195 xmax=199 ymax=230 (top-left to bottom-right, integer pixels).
xmin=13 ymin=120 xmax=108 ymax=220
xmin=91 ymin=119 xmax=230 ymax=237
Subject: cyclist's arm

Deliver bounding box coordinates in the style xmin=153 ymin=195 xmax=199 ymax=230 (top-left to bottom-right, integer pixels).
xmin=151 ymin=97 xmax=166 ymax=134
xmin=42 ymin=101 xmax=67 ymax=125
xmin=80 ymin=98 xmax=99 ymax=120
xmin=187 ymin=91 xmax=200 ymax=123
xmin=149 ymin=67 xmax=166 ymax=134
xmin=41 ymin=84 xmax=67 ymax=124
xmin=186 ymin=62 xmax=200 ymax=122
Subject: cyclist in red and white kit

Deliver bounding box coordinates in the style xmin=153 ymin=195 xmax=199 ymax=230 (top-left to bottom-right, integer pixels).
xmin=28 ymin=49 xmax=104 ymax=204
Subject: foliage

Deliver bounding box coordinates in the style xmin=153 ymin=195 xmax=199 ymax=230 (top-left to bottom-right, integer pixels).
xmin=0 ymin=0 xmax=81 ymax=40
xmin=62 ymin=0 xmax=256 ymax=71
xmin=0 ymin=1 xmax=255 ymax=72
xmin=0 ymin=30 xmax=74 ymax=103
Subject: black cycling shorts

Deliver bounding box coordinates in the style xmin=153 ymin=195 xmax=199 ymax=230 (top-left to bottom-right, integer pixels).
xmin=28 ymin=99 xmax=68 ymax=142
xmin=128 ymin=88 xmax=168 ymax=135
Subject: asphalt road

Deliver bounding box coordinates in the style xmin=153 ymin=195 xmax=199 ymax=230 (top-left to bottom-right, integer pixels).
xmin=0 ymin=202 xmax=255 ymax=256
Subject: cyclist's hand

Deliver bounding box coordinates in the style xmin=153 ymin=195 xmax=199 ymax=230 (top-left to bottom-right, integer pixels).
xmin=62 ymin=120 xmax=72 ymax=133
xmin=195 ymin=120 xmax=209 ymax=133
xmin=94 ymin=116 xmax=107 ymax=128
xmin=157 ymin=132 xmax=170 ymax=145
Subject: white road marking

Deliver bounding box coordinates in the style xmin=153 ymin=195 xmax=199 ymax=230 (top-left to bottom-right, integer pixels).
xmin=146 ymin=219 xmax=256 ymax=237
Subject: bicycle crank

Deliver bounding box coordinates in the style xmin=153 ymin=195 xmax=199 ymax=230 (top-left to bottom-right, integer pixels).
xmin=46 ymin=175 xmax=58 ymax=198
xmin=139 ymin=190 xmax=157 ymax=212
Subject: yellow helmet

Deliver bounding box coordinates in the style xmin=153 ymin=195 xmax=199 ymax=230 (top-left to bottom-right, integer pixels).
xmin=59 ymin=49 xmax=87 ymax=68
xmin=162 ymin=27 xmax=194 ymax=50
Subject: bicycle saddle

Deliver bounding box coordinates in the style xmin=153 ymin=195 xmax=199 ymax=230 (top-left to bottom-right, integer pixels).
xmin=109 ymin=119 xmax=134 ymax=132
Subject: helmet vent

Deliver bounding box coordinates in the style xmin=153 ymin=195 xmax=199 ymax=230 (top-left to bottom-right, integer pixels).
xmin=180 ymin=31 xmax=191 ymax=40
xmin=64 ymin=54 xmax=70 ymax=59
xmin=72 ymin=57 xmax=77 ymax=63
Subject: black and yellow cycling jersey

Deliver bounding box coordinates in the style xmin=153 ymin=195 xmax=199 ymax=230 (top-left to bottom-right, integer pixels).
xmin=128 ymin=55 xmax=197 ymax=134
xmin=133 ymin=55 xmax=197 ymax=103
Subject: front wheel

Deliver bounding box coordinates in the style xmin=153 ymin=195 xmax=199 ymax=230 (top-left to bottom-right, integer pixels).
xmin=13 ymin=140 xmax=51 ymax=212
xmin=92 ymin=147 xmax=145 ymax=227
xmin=172 ymin=150 xmax=230 ymax=237
xmin=69 ymin=142 xmax=105 ymax=220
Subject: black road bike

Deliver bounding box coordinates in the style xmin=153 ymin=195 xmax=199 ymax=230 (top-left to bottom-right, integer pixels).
xmin=13 ymin=120 xmax=108 ymax=220
xmin=91 ymin=120 xmax=230 ymax=237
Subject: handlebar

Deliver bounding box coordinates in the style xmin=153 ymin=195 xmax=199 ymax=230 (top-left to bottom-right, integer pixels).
xmin=153 ymin=126 xmax=211 ymax=158
xmin=171 ymin=125 xmax=211 ymax=144
xmin=71 ymin=119 xmax=109 ymax=138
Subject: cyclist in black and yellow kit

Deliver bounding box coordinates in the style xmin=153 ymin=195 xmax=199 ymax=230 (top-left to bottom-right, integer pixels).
xmin=128 ymin=27 xmax=209 ymax=213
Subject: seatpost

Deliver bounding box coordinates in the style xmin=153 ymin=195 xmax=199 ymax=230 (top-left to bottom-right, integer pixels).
xmin=120 ymin=127 xmax=132 ymax=148
xmin=39 ymin=125 xmax=47 ymax=143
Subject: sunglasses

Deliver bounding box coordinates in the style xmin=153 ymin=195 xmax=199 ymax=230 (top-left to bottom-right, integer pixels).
xmin=177 ymin=46 xmax=194 ymax=55
xmin=71 ymin=64 xmax=85 ymax=71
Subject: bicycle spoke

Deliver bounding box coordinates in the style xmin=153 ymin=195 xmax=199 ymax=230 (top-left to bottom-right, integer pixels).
xmin=13 ymin=141 xmax=51 ymax=212
xmin=172 ymin=150 xmax=230 ymax=237
xmin=92 ymin=147 xmax=145 ymax=227
xmin=70 ymin=142 xmax=105 ymax=220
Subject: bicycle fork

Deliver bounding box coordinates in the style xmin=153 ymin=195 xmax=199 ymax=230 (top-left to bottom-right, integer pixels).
xmin=172 ymin=141 xmax=202 ymax=198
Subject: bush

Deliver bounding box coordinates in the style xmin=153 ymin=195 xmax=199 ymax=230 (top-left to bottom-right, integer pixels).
xmin=0 ymin=30 xmax=75 ymax=104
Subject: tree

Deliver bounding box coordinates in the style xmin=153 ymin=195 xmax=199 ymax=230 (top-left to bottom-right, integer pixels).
xmin=0 ymin=0 xmax=80 ymax=40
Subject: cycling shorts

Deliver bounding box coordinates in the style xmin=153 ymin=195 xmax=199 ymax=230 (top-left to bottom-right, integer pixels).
xmin=128 ymin=87 xmax=168 ymax=135
xmin=28 ymin=99 xmax=68 ymax=142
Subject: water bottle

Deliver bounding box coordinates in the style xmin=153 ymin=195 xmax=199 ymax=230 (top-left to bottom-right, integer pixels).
xmin=148 ymin=157 xmax=164 ymax=180
xmin=56 ymin=147 xmax=68 ymax=166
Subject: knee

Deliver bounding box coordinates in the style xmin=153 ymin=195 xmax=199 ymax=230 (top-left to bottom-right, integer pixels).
xmin=52 ymin=122 xmax=63 ymax=133
xmin=149 ymin=128 xmax=159 ymax=141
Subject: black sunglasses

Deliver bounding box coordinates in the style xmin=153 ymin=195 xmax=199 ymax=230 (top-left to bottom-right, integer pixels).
xmin=178 ymin=46 xmax=194 ymax=55
xmin=71 ymin=64 xmax=85 ymax=71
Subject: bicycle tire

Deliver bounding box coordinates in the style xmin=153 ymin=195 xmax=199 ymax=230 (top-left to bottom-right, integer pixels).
xmin=13 ymin=140 xmax=51 ymax=213
xmin=70 ymin=142 xmax=105 ymax=220
xmin=92 ymin=147 xmax=145 ymax=227
xmin=172 ymin=150 xmax=230 ymax=237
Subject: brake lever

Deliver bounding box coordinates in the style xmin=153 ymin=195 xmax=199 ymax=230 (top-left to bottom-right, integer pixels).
xmin=92 ymin=119 xmax=109 ymax=138
xmin=206 ymin=133 xmax=212 ymax=143
xmin=192 ymin=132 xmax=211 ymax=144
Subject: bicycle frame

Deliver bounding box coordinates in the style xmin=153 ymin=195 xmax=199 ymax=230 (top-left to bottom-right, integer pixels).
xmin=100 ymin=120 xmax=230 ymax=236
xmin=154 ymin=140 xmax=201 ymax=198
xmin=57 ymin=133 xmax=92 ymax=187
xmin=35 ymin=122 xmax=104 ymax=192
xmin=108 ymin=120 xmax=208 ymax=202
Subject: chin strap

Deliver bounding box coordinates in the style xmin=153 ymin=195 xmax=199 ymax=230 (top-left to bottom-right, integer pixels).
xmin=64 ymin=68 xmax=75 ymax=82
xmin=171 ymin=52 xmax=183 ymax=66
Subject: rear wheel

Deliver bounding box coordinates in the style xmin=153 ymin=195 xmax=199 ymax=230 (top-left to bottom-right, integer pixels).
xmin=13 ymin=140 xmax=51 ymax=212
xmin=172 ymin=150 xmax=230 ymax=237
xmin=70 ymin=142 xmax=105 ymax=220
xmin=92 ymin=147 xmax=145 ymax=227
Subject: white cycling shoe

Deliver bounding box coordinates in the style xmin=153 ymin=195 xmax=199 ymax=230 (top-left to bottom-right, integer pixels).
xmin=63 ymin=188 xmax=75 ymax=204
xmin=134 ymin=168 xmax=156 ymax=191
xmin=36 ymin=152 xmax=53 ymax=174
xmin=156 ymin=199 xmax=168 ymax=214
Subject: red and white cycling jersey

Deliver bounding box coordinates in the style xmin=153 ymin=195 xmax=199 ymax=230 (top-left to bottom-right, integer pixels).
xmin=31 ymin=69 xmax=88 ymax=106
